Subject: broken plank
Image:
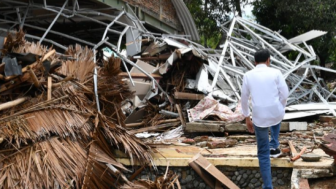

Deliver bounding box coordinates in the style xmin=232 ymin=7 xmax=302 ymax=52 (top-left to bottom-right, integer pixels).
xmin=189 ymin=154 xmax=239 ymax=189
xmin=225 ymin=122 xmax=290 ymax=132
xmin=219 ymin=122 xmax=290 ymax=133
xmin=288 ymin=140 xmax=298 ymax=158
xmin=225 ymin=123 xmax=247 ymax=132
xmin=174 ymin=92 xmax=205 ymax=100
xmin=129 ymin=121 xmax=180 ymax=135
xmin=189 ymin=159 xmax=216 ymax=188
xmin=176 ymin=104 xmax=186 ymax=128
xmin=185 ymin=122 xmax=224 ymax=133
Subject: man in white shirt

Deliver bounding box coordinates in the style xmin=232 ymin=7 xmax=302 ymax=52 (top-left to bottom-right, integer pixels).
xmin=241 ymin=49 xmax=289 ymax=189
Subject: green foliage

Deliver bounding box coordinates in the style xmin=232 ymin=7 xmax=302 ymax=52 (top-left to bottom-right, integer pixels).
xmin=252 ymin=0 xmax=336 ymax=76
xmin=184 ymin=0 xmax=250 ymax=48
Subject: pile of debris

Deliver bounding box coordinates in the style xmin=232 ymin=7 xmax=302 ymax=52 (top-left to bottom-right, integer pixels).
xmin=1 ymin=0 xmax=336 ymax=188
xmin=0 ymin=31 xmax=154 ymax=188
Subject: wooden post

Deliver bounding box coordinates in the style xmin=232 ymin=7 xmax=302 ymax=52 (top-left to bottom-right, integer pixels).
xmin=47 ymin=76 xmax=52 ymax=100
xmin=176 ymin=104 xmax=186 ymax=128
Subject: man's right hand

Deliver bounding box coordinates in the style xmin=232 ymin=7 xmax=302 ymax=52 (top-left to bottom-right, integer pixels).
xmin=245 ymin=117 xmax=254 ymax=133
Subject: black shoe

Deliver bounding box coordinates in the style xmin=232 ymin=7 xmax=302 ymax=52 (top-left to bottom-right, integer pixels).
xmin=270 ymin=148 xmax=281 ymax=158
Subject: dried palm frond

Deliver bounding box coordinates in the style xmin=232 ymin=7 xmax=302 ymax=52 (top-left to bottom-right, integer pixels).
xmin=1 ymin=30 xmax=25 ymax=56
xmin=0 ymin=109 xmax=92 ymax=148
xmin=120 ymin=167 xmax=181 ymax=189
xmin=0 ymin=137 xmax=87 ymax=189
xmin=0 ymin=85 xmax=95 ymax=148
xmin=96 ymin=55 xmax=134 ymax=103
xmin=52 ymin=84 xmax=96 ymax=114
xmin=142 ymin=101 xmax=165 ymax=126
xmin=57 ymin=44 xmax=95 ymax=82
xmin=82 ymin=140 xmax=131 ymax=189
xmin=13 ymin=41 xmax=49 ymax=56
xmin=82 ymin=56 xmax=134 ymax=120
xmin=98 ymin=113 xmax=153 ymax=166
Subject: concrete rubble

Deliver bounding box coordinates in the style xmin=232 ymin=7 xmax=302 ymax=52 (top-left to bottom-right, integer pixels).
xmin=0 ymin=0 xmax=336 ymax=188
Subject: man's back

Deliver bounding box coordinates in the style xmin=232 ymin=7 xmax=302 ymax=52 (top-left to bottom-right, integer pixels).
xmin=241 ymin=64 xmax=288 ymax=127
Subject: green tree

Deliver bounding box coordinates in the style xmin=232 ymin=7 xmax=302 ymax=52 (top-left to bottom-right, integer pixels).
xmin=253 ymin=0 xmax=336 ymax=78
xmin=184 ymin=0 xmax=250 ymax=48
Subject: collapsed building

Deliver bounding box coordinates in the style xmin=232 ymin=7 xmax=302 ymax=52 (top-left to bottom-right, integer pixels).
xmin=0 ymin=0 xmax=335 ymax=189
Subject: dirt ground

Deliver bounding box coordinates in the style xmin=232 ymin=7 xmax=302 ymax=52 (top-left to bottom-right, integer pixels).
xmin=309 ymin=175 xmax=336 ymax=189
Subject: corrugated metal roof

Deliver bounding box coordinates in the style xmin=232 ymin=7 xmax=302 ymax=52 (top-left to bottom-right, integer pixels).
xmin=171 ymin=0 xmax=200 ymax=41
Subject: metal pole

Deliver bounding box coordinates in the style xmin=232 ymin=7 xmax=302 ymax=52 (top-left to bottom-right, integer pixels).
xmin=211 ymin=17 xmax=236 ymax=89
xmin=39 ymin=0 xmax=68 ymax=43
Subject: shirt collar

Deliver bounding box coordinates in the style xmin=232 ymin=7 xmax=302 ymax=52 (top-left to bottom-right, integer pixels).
xmin=256 ymin=64 xmax=267 ymax=68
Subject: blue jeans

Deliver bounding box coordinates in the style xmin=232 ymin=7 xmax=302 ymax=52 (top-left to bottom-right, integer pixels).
xmin=254 ymin=123 xmax=281 ymax=189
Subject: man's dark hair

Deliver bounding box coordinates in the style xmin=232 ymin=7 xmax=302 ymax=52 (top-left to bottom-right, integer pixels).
xmin=254 ymin=49 xmax=270 ymax=63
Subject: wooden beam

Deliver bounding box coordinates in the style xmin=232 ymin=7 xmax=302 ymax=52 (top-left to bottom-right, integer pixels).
xmin=174 ymin=92 xmax=205 ymax=100
xmin=185 ymin=122 xmax=224 ymax=133
xmin=225 ymin=123 xmax=247 ymax=132
xmin=189 ymin=154 xmax=239 ymax=189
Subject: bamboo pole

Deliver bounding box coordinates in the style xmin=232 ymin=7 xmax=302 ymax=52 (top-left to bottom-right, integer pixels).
xmin=0 ymin=97 xmax=29 ymax=111
xmin=47 ymin=76 xmax=52 ymax=100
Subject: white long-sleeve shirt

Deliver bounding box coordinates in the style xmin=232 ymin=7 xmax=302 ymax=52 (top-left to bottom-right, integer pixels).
xmin=241 ymin=64 xmax=289 ymax=127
